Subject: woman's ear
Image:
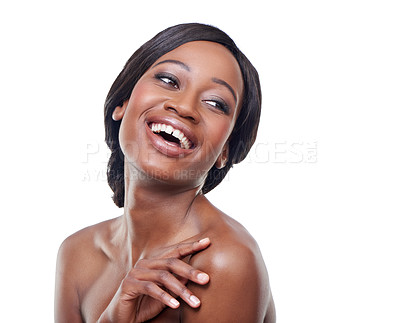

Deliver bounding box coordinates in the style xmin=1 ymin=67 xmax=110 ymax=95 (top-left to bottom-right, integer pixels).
xmin=112 ymin=101 xmax=128 ymax=121
xmin=215 ymin=144 xmax=229 ymax=169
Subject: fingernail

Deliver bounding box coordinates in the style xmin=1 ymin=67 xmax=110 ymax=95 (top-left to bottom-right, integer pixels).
xmin=170 ymin=298 xmax=180 ymax=308
xmin=190 ymin=295 xmax=200 ymax=306
xmin=197 ymin=273 xmax=209 ymax=283
xmin=198 ymin=238 xmax=210 ymax=244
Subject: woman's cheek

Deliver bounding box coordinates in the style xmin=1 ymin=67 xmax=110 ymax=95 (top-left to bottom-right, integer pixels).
xmin=201 ymin=122 xmax=232 ymax=162
xmin=118 ymin=84 xmax=162 ymax=152
xmin=129 ymin=86 xmax=160 ymax=111
xmin=118 ymin=118 xmax=140 ymax=163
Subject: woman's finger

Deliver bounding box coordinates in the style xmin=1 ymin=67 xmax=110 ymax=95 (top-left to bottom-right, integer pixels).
xmin=132 ymin=268 xmax=203 ymax=308
xmin=137 ymin=257 xmax=209 ymax=285
xmin=136 ymin=281 xmax=181 ymax=309
xmin=160 ymin=237 xmax=211 ymax=259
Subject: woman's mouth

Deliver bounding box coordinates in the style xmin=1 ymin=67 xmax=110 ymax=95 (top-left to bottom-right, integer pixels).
xmin=149 ymin=122 xmax=194 ymax=150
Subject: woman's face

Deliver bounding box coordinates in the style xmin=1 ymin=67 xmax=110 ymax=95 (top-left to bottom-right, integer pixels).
xmin=115 ymin=41 xmax=243 ymax=189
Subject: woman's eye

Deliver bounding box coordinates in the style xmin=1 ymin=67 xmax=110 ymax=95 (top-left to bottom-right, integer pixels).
xmin=204 ymin=99 xmax=230 ymax=114
xmin=155 ymin=73 xmax=179 ymax=89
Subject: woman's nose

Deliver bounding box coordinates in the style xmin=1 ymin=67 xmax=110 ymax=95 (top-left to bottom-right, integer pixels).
xmin=163 ymin=94 xmax=200 ymax=124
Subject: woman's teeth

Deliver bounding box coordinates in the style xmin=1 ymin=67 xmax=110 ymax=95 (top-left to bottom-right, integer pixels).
xmin=150 ymin=123 xmax=192 ymax=149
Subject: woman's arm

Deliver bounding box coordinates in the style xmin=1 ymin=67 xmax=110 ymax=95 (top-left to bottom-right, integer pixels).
xmin=264 ymin=293 xmax=276 ymax=323
xmin=181 ymin=240 xmax=275 ymax=323
xmin=54 ymin=238 xmax=84 ymax=323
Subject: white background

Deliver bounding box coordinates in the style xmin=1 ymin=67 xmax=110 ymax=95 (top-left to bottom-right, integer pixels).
xmin=1 ymin=0 xmax=399 ymax=322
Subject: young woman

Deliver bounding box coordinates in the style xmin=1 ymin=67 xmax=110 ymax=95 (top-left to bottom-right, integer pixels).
xmin=55 ymin=23 xmax=275 ymax=323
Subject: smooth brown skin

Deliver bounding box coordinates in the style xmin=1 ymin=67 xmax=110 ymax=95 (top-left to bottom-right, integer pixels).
xmin=55 ymin=41 xmax=275 ymax=323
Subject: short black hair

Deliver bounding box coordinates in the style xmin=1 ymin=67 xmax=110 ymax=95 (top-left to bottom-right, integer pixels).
xmin=104 ymin=23 xmax=262 ymax=207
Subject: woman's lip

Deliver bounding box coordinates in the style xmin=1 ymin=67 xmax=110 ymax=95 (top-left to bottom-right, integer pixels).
xmin=145 ymin=119 xmax=197 ymax=158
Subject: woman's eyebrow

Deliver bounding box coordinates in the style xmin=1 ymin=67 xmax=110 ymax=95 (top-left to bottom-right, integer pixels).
xmin=152 ymin=59 xmax=190 ymax=71
xmin=212 ymin=77 xmax=237 ymax=104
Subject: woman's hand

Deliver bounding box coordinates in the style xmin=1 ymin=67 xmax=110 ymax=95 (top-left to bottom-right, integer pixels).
xmin=97 ymin=238 xmax=211 ymax=323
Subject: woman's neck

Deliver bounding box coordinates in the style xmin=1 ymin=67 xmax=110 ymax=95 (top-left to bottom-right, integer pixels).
xmin=120 ymin=165 xmax=204 ymax=258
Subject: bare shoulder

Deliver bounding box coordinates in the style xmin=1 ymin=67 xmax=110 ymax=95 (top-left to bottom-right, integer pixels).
xmin=56 ymin=218 xmax=118 ymax=280
xmin=54 ymin=217 xmax=120 ymax=323
xmin=182 ymin=204 xmax=275 ymax=322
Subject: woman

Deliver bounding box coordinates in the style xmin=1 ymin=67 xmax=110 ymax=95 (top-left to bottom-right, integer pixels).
xmin=55 ymin=23 xmax=275 ymax=323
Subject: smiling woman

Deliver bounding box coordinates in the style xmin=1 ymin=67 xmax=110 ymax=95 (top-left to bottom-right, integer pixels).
xmin=55 ymin=23 xmax=275 ymax=323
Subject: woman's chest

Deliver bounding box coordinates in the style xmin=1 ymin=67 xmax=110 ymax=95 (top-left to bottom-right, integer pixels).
xmin=80 ymin=263 xmax=124 ymax=322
